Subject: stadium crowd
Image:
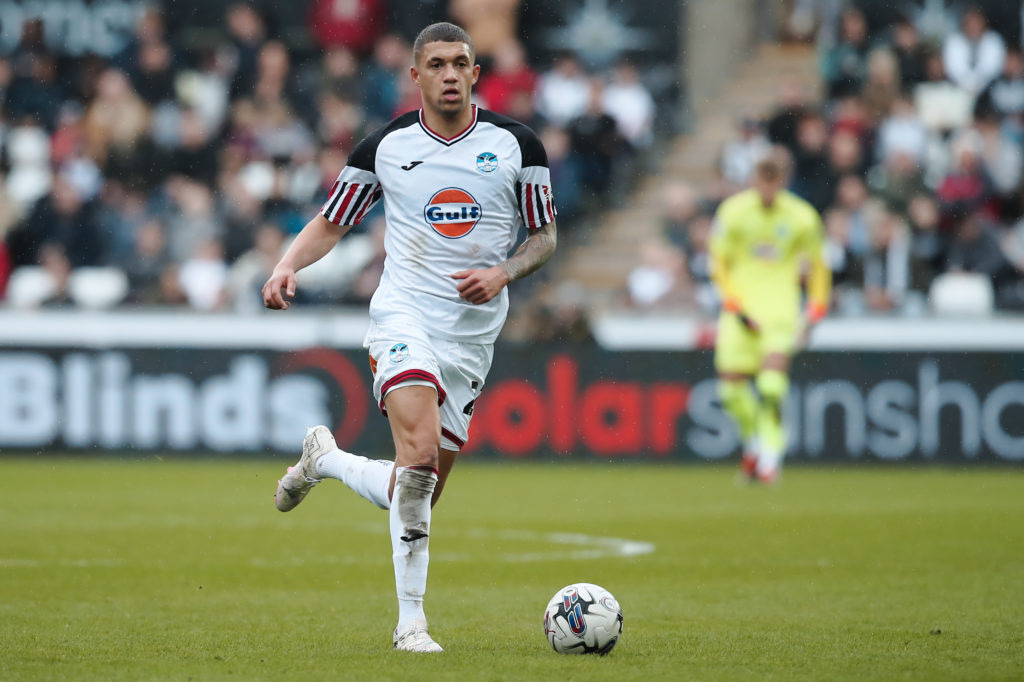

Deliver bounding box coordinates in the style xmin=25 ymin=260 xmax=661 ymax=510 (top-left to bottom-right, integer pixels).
xmin=0 ymin=1 xmax=654 ymax=313
xmin=628 ymin=1 xmax=1024 ymax=317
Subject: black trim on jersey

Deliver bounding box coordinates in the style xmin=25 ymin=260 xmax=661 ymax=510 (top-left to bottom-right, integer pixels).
xmin=533 ymin=184 xmax=546 ymax=226
xmin=347 ymin=110 xmax=420 ymax=173
xmin=324 ymin=181 xmax=349 ymax=220
xmin=477 ymin=109 xmax=549 ymax=168
xmin=343 ymin=183 xmax=373 ymax=224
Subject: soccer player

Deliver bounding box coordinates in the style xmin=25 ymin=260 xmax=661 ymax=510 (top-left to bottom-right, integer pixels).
xmin=261 ymin=22 xmax=557 ymax=652
xmin=709 ymin=152 xmax=830 ymax=484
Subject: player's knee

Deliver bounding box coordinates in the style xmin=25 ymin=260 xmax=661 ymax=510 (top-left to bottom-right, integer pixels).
xmin=394 ymin=430 xmax=440 ymax=468
xmin=756 ymin=369 xmax=789 ymax=405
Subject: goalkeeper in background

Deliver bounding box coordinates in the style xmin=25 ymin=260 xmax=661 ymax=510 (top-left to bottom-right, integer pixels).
xmin=709 ymin=151 xmax=831 ymax=483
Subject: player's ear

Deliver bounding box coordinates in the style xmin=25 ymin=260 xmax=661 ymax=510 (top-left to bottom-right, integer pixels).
xmin=471 ymin=63 xmax=480 ymax=85
xmin=410 ymin=65 xmax=421 ymax=88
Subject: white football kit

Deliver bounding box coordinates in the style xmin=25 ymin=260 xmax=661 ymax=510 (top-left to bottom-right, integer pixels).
xmin=321 ymin=105 xmax=555 ymax=449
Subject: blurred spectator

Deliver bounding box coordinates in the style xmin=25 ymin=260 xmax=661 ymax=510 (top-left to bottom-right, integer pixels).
xmin=875 ymin=96 xmax=927 ymax=164
xmin=823 ymin=207 xmax=859 ymax=290
xmin=942 ymin=6 xmax=1006 ymax=96
xmin=125 ymin=218 xmax=171 ymax=305
xmin=946 ymin=212 xmax=1016 ymax=299
xmin=935 ymin=130 xmax=992 ymax=231
xmin=625 ymin=238 xmax=691 ymax=309
xmin=361 ymin=34 xmax=409 ymax=129
xmin=828 ymin=128 xmax=866 ymax=178
xmin=834 ymin=173 xmax=874 ymax=255
xmin=317 ymin=92 xmax=365 ymax=153
xmin=536 ymin=54 xmax=590 ymax=127
xmin=765 ymin=79 xmax=809 ymax=152
xmin=6 ymin=174 xmax=104 ymax=267
xmin=127 ymin=37 xmax=177 ymax=106
xmin=890 ymin=17 xmax=927 ymax=93
xmin=720 ymin=117 xmax=771 ymax=187
xmin=822 ymin=7 xmax=871 ymax=99
xmin=251 ymin=41 xmax=307 ymax=120
xmin=162 ymin=177 xmax=220 ymax=263
xmin=83 ymin=69 xmax=149 ymax=168
xmin=974 ymin=110 xmax=1023 ymax=203
xmin=861 ymin=48 xmax=901 ymax=125
xmin=178 ymin=239 xmax=228 ymax=311
xmin=225 ymin=4 xmax=268 ymax=98
xmin=860 ymin=208 xmax=913 ymax=313
xmin=831 ymin=93 xmax=872 ymax=140
xmin=449 ymin=0 xmax=520 ymax=58
xmin=661 ymin=181 xmax=700 ymax=247
xmin=309 ymin=0 xmax=387 ymax=55
xmin=568 ymin=79 xmax=624 ymax=197
xmin=5 ymin=51 xmax=63 ymax=131
xmin=319 ymin=46 xmax=364 ymax=103
xmin=476 ymin=39 xmax=536 ymax=117
xmin=505 ymin=88 xmax=544 ymax=130
xmin=529 ymin=283 xmax=595 ymax=344
xmin=790 ymin=111 xmax=834 ymax=212
xmin=601 ymin=61 xmax=655 ymax=149
xmin=915 ymin=50 xmax=975 ymax=132
xmin=225 ymin=222 xmax=285 ymax=312
xmin=867 ymin=150 xmax=927 ymax=217
xmin=539 ymin=126 xmax=581 ymax=220
xmin=975 ymin=48 xmax=1024 ymax=122
xmin=95 ymin=182 xmax=148 ymax=264
xmin=906 ymin=194 xmax=946 ymax=290
xmin=37 ymin=243 xmax=72 ymax=307
xmin=343 ymin=216 xmax=387 ymax=303
xmin=680 ymin=211 xmax=717 ymax=313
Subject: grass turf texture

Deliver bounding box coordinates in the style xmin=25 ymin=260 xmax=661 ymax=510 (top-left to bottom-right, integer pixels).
xmin=1 ymin=459 xmax=1022 ymax=681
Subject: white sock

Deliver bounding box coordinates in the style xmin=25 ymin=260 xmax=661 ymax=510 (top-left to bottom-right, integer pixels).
xmin=758 ymin=447 xmax=782 ymax=476
xmin=315 ymin=449 xmax=393 ymax=510
xmin=390 ymin=465 xmax=437 ymax=631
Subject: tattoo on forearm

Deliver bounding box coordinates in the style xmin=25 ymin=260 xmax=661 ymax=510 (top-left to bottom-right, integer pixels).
xmin=500 ymin=223 xmax=557 ymax=282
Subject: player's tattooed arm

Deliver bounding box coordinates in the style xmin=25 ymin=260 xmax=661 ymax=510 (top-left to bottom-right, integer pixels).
xmin=500 ymin=221 xmax=558 ymax=283
xmin=451 ymin=221 xmax=557 ymax=305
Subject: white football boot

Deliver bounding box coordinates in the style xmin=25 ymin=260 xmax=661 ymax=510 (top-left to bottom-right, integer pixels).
xmin=393 ymin=620 xmax=443 ymax=653
xmin=274 ymin=426 xmax=335 ymax=512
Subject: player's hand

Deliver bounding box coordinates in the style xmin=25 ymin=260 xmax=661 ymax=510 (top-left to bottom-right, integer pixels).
xmin=805 ymin=301 xmax=828 ymax=325
xmin=795 ymin=303 xmax=827 ymax=350
xmin=736 ymin=311 xmax=760 ymax=334
xmin=262 ymin=266 xmax=297 ymax=310
xmin=451 ymin=266 xmax=509 ymax=305
xmin=723 ymin=297 xmax=759 ymax=333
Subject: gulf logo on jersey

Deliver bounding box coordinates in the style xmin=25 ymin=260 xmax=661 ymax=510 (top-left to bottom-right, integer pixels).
xmin=424 ymin=187 xmax=482 ymax=239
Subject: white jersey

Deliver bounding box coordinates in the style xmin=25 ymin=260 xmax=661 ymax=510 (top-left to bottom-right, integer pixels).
xmin=321 ymin=105 xmax=555 ymax=343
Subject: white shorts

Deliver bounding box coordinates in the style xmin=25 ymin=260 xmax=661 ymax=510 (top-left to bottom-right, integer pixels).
xmin=364 ymin=318 xmax=493 ymax=451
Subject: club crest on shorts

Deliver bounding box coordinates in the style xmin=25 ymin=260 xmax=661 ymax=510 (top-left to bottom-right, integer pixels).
xmin=424 ymin=187 xmax=482 ymax=239
xmin=476 ymin=151 xmax=498 ymax=173
xmin=389 ymin=343 xmax=409 ymax=363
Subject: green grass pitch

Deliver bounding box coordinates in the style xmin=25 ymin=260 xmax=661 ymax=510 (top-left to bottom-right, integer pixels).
xmin=2 ymin=457 xmax=1022 ymax=681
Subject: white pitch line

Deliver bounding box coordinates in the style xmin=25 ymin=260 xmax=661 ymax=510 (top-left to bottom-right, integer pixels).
xmin=0 ymin=558 xmax=125 ymax=568
xmin=250 ymin=527 xmax=656 ymax=567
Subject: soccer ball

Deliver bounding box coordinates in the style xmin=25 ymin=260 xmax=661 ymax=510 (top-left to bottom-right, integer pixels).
xmin=542 ymin=583 xmax=623 ymax=655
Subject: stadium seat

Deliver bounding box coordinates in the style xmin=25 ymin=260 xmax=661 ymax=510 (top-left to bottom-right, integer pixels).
xmin=68 ymin=267 xmax=129 ymax=309
xmin=5 ymin=266 xmax=57 ymax=308
xmin=928 ymin=272 xmax=994 ymax=316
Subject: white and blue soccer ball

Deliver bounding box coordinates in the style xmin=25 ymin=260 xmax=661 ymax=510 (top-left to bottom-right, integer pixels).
xmin=543 ymin=583 xmax=623 ymax=655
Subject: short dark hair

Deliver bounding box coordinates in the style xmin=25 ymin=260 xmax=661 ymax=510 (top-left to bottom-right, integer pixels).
xmin=413 ymin=22 xmax=474 ymax=62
